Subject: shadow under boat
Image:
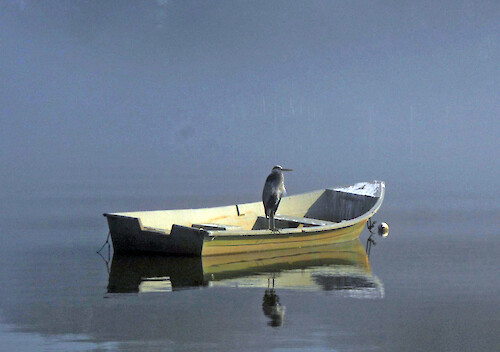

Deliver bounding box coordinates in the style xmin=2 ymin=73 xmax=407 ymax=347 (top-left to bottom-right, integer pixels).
xmin=107 ymin=239 xmax=383 ymax=298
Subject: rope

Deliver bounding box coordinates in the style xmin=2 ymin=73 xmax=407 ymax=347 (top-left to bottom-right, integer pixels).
xmin=96 ymin=231 xmax=110 ymax=254
xmin=96 ymin=231 xmax=111 ymax=274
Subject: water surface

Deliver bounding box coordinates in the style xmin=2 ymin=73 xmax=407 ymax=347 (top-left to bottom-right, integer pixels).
xmin=0 ymin=178 xmax=499 ymax=352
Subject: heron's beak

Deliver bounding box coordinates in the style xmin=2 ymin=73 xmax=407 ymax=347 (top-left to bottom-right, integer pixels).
xmin=281 ymin=168 xmax=293 ymax=171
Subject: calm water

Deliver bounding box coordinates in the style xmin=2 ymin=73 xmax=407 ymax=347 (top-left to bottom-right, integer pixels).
xmin=1 ymin=178 xmax=499 ymax=352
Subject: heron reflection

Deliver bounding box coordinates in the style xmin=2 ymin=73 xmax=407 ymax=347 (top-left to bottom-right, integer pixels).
xmin=262 ymin=277 xmax=285 ymax=327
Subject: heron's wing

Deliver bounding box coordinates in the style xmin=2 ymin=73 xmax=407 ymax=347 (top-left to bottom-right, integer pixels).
xmin=262 ymin=174 xmax=281 ymax=216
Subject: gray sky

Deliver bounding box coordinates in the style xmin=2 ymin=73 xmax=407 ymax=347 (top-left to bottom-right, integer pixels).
xmin=1 ymin=0 xmax=499 ymax=199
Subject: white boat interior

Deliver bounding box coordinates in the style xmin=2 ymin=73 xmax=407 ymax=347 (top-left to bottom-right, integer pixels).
xmin=106 ymin=181 xmax=384 ymax=234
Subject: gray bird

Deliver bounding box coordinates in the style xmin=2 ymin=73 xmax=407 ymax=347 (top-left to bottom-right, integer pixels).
xmin=262 ymin=165 xmax=292 ymax=230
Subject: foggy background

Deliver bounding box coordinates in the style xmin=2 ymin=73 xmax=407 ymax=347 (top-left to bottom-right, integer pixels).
xmin=2 ymin=3 xmax=500 ymax=350
xmin=1 ymin=0 xmax=499 ymax=208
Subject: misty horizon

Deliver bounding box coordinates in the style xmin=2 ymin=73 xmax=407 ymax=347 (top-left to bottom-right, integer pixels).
xmin=1 ymin=1 xmax=499 ymax=200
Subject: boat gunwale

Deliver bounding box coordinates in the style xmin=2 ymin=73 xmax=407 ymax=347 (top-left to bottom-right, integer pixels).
xmin=202 ymin=180 xmax=384 ymax=237
xmin=103 ymin=180 xmax=385 ymax=238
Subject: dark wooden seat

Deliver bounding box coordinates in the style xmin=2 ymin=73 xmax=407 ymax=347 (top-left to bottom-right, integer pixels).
xmin=274 ymin=215 xmax=335 ymax=227
xmin=191 ymin=223 xmax=242 ymax=231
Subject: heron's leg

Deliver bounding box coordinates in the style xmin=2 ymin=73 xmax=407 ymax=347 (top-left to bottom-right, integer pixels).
xmin=270 ymin=212 xmax=280 ymax=232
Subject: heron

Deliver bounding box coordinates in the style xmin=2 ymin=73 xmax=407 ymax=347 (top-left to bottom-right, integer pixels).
xmin=262 ymin=165 xmax=292 ymax=231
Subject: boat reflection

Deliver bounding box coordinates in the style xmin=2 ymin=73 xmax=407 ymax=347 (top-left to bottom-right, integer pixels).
xmin=106 ymin=240 xmax=383 ymax=299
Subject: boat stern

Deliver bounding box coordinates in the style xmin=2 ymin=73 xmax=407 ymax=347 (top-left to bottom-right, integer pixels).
xmin=104 ymin=214 xmax=205 ymax=256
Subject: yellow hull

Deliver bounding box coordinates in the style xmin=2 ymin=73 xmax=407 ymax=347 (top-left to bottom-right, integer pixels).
xmin=202 ymin=239 xmax=370 ymax=277
xmin=202 ymin=221 xmax=367 ymax=256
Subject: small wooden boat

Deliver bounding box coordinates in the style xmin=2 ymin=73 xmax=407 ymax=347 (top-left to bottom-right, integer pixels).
xmin=104 ymin=180 xmax=385 ymax=256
